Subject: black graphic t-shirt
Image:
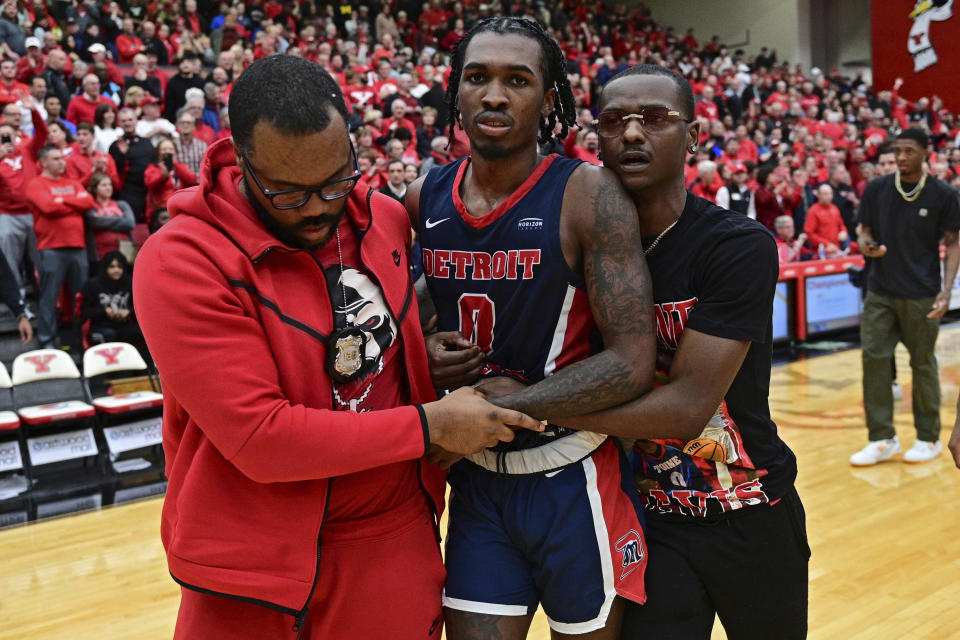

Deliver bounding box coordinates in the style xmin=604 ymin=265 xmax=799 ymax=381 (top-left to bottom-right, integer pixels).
xmin=633 ymin=192 xmax=798 ymax=518
xmin=316 ymin=216 xmax=418 ymax=520
xmin=857 ymin=173 xmax=960 ymax=299
xmin=316 ymin=218 xmax=406 ymax=415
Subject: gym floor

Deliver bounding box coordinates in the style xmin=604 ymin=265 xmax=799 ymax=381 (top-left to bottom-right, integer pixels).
xmin=2 ymin=325 xmax=960 ymax=639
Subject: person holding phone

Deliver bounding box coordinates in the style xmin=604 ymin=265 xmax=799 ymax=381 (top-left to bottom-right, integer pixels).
xmin=0 ymin=95 xmax=46 ymax=297
xmin=143 ymin=136 xmax=197 ymax=222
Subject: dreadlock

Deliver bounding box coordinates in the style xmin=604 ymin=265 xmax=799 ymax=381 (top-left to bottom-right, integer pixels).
xmin=445 ymin=17 xmax=577 ymax=147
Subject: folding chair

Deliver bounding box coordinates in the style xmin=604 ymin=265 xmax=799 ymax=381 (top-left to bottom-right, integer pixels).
xmin=83 ymin=343 xmax=164 ymax=477
xmin=11 ymin=349 xmax=105 ymax=519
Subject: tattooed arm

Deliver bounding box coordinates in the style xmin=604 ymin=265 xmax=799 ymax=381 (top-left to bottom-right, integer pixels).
xmin=488 ymin=165 xmax=656 ymax=421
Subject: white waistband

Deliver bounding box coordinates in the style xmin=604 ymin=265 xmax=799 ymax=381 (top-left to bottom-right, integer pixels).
xmin=465 ymin=430 xmax=608 ymax=474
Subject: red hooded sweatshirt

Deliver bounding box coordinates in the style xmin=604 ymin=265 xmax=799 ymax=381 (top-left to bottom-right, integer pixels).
xmin=133 ymin=139 xmax=445 ymax=624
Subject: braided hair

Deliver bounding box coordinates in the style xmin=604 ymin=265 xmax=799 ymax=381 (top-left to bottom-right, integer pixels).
xmin=445 ymin=17 xmax=577 ymax=147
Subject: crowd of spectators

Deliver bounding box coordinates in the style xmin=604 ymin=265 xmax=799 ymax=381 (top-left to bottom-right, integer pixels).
xmin=2 ymin=0 xmax=960 ymax=345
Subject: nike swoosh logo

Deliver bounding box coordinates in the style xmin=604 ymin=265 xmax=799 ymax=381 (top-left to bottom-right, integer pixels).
xmin=424 ymin=217 xmax=450 ymax=229
xmin=544 ymin=470 xmax=563 ymax=478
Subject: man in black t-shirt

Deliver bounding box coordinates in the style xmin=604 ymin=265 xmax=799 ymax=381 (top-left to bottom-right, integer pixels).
xmin=851 ymin=128 xmax=960 ymax=466
xmin=585 ymin=64 xmax=808 ymax=640
xmin=108 ymin=108 xmax=154 ymax=226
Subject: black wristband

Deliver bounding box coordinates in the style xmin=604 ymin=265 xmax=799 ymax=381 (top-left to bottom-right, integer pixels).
xmin=414 ymin=404 xmax=429 ymax=456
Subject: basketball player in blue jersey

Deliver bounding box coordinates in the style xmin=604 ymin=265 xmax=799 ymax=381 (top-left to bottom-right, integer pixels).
xmin=405 ymin=18 xmax=656 ymax=640
xmin=550 ymin=65 xmax=808 ymax=639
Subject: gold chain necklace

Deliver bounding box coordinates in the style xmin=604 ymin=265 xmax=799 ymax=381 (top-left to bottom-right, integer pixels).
xmin=895 ymin=171 xmax=927 ymax=202
xmin=644 ymin=219 xmax=679 ymax=256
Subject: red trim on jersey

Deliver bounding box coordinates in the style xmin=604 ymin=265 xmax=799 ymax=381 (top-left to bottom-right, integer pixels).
xmin=452 ymin=154 xmax=558 ymax=229
xmin=554 ymin=287 xmax=593 ymax=372
xmin=593 ymin=440 xmax=648 ymax=604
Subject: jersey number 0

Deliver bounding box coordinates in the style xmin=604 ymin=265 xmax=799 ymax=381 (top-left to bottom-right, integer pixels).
xmin=458 ymin=293 xmax=495 ymax=352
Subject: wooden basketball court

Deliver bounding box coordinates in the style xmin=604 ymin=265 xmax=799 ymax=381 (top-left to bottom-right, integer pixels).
xmin=3 ymin=326 xmax=960 ymax=640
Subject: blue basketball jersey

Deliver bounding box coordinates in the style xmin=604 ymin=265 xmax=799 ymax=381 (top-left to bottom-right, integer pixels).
xmin=418 ymin=155 xmax=606 ymax=470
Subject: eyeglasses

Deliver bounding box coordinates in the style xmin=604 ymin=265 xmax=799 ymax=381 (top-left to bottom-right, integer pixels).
xmin=592 ymin=107 xmax=692 ymax=138
xmin=240 ymin=144 xmax=361 ymax=210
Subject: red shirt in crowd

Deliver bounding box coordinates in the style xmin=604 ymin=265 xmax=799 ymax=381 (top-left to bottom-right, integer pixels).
xmin=690 ymin=173 xmax=725 ymax=203
xmin=0 ymin=78 xmax=29 ymax=105
xmin=15 ymin=55 xmax=46 ymax=84
xmin=144 ymin=161 xmax=198 ymax=213
xmin=754 ymin=185 xmax=786 ymax=232
xmin=66 ymin=93 xmax=116 ymax=126
xmin=694 ymin=99 xmax=719 ymax=121
xmin=765 ymin=91 xmax=790 ymax=111
xmin=0 ymin=109 xmax=46 ymax=214
xmin=563 ymin=131 xmax=601 ymax=166
xmin=803 ymin=202 xmax=845 ymax=250
xmin=819 ymin=121 xmax=844 ymax=143
xmin=799 ymin=94 xmax=820 ymax=112
xmin=193 ymin=121 xmax=217 ymax=145
xmin=65 ymin=145 xmax=121 ymax=192
xmin=116 ymin=33 xmax=144 ymax=64
xmin=25 ymin=174 xmax=94 ymax=249
xmin=381 ymin=116 xmax=416 ymax=140
xmin=345 ymin=85 xmax=376 ymax=110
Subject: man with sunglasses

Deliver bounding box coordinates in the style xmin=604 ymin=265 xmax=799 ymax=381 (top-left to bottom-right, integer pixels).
xmin=564 ymin=64 xmax=809 ymax=639
xmin=133 ymin=55 xmax=542 ymax=640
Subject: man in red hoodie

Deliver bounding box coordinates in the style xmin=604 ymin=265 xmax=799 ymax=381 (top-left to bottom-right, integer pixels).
xmin=25 ymin=145 xmax=94 ymax=347
xmin=133 ymin=55 xmax=540 ymax=640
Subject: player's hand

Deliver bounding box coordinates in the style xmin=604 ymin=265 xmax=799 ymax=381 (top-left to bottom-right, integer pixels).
xmin=425 ymin=444 xmax=463 ymax=469
xmin=927 ymin=291 xmax=949 ymax=319
xmin=426 ymin=330 xmax=483 ymax=390
xmin=422 ymin=387 xmax=543 ymax=456
xmin=860 ymin=242 xmax=887 ymax=258
xmin=473 ymin=375 xmax=527 ymax=399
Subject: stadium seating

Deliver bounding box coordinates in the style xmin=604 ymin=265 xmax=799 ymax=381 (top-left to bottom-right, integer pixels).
xmin=10 ymin=349 xmax=105 ymax=518
xmin=82 ymin=343 xmax=164 ymax=476
xmin=0 ymin=361 xmax=29 ymax=525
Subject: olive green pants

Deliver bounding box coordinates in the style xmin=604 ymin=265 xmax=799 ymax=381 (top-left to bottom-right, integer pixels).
xmin=860 ymin=291 xmax=941 ymax=442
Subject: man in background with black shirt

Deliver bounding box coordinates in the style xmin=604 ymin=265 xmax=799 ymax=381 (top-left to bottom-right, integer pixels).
xmin=164 ymin=51 xmax=205 ymax=123
xmin=109 ymin=108 xmax=154 ymax=239
xmin=851 ymin=128 xmax=960 ymax=466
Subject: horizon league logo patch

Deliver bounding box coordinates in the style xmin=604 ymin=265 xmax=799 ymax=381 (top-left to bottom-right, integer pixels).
xmin=615 ymin=529 xmax=645 ymax=579
xmin=517 ymin=217 xmax=543 ymax=230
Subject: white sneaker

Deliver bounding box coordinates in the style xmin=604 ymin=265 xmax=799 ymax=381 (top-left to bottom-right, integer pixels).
xmin=850 ymin=437 xmax=901 ymax=466
xmin=892 ymin=381 xmax=903 ymax=401
xmin=903 ymin=440 xmax=942 ymax=463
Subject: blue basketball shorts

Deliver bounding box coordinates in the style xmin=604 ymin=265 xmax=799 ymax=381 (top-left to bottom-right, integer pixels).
xmin=442 ymin=438 xmax=648 ymax=634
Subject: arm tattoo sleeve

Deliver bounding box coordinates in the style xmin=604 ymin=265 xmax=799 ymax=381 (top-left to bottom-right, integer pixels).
xmin=490 ymin=178 xmax=655 ymax=420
